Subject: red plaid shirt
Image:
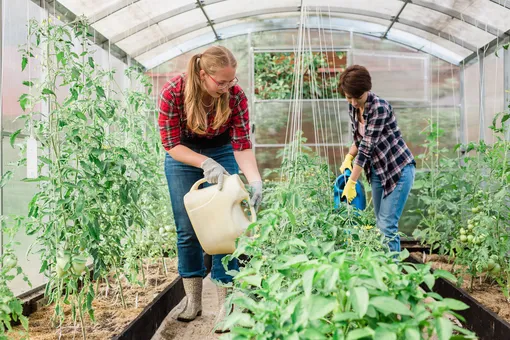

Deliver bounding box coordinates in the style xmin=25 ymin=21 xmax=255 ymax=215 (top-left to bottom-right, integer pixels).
xmin=158 ymin=74 xmax=252 ymax=151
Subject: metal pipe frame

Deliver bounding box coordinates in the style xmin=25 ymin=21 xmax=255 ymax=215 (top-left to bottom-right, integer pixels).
xmin=130 ymin=6 xmax=478 ymax=59
xmin=384 ymin=0 xmax=408 ymax=39
xmin=490 ymin=0 xmax=510 ymax=10
xmin=459 ymin=63 xmax=467 ymax=146
xmin=0 ymin=0 xmax=4 ymax=257
xmin=504 ymin=46 xmax=510 ymax=140
xmin=29 ymin=0 xmax=145 ymax=69
xmin=479 ymin=53 xmax=485 ymax=141
xmin=196 ymin=0 xmax=220 ymax=41
xmin=402 ymin=0 xmax=508 ymax=38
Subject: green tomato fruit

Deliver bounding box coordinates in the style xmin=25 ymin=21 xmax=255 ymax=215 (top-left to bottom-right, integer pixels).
xmin=467 ymin=235 xmax=474 ymax=243
xmin=490 ymin=263 xmax=501 ymax=274
xmin=467 ymin=224 xmax=474 ymax=230
xmin=472 ymin=237 xmax=479 ymax=244
xmin=56 ymin=265 xmax=65 ymax=278
xmin=159 ymin=227 xmax=165 ymax=234
xmin=490 ymin=255 xmax=499 ymax=261
xmin=460 ymin=235 xmax=468 ymax=242
xmin=460 ymin=228 xmax=466 ymax=235
xmin=472 ymin=207 xmax=480 ymax=213
xmin=3 ymin=255 xmax=17 ymax=270
xmin=487 ymin=259 xmax=496 ymax=271
xmin=71 ymin=256 xmax=87 ymax=275
xmin=165 ymin=225 xmax=172 ymax=232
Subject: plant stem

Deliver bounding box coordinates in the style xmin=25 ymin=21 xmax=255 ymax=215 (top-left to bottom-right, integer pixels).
xmin=114 ymin=265 xmax=127 ymax=308
xmin=78 ymin=293 xmax=87 ymax=340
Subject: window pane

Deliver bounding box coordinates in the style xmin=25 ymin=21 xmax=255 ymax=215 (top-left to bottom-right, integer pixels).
xmin=253 ymin=101 xmax=351 ymax=145
xmin=2 ymin=0 xmax=45 ymax=133
xmin=352 ymin=51 xmax=428 ymax=101
xmin=2 ymin=137 xmax=46 ymax=296
xmin=254 ymin=51 xmax=347 ymax=100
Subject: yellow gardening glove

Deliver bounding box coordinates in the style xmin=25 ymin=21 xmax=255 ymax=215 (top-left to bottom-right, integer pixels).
xmin=339 ymin=154 xmax=354 ymax=173
xmin=341 ymin=178 xmax=357 ymax=203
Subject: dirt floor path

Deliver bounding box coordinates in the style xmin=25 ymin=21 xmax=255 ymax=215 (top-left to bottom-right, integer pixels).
xmin=152 ymin=276 xmax=221 ymax=340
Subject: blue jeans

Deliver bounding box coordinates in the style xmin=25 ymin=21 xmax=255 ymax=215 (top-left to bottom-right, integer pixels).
xmin=164 ymin=144 xmax=239 ymax=283
xmin=371 ymin=164 xmax=415 ymax=252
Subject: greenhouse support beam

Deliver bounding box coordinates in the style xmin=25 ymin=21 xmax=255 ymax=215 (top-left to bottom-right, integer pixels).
xmin=404 ymin=0 xmax=507 ymax=38
xmin=0 ymin=0 xmax=4 ymax=257
xmin=504 ymin=47 xmax=510 ymax=140
xmin=89 ymin=0 xmax=141 ymax=24
xmin=383 ymin=0 xmax=408 ymax=39
xmin=461 ymin=30 xmax=510 ymax=66
xmin=490 ymin=0 xmax=510 ymax=10
xmin=196 ymin=0 xmax=220 ymax=41
xmin=479 ymin=53 xmax=485 ymax=141
xmin=133 ymin=8 xmax=478 ymax=60
xmin=29 ymin=0 xmax=146 ymax=70
xmin=459 ymin=63 xmax=467 ymax=146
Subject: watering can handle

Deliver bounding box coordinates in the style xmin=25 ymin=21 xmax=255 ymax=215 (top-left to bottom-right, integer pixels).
xmin=190 ymin=178 xmax=209 ymax=191
xmin=189 ymin=174 xmax=232 ymax=191
xmin=248 ymin=202 xmax=257 ymax=223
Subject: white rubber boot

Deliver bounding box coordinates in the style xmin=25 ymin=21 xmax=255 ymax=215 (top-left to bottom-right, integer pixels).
xmin=177 ymin=277 xmax=203 ymax=322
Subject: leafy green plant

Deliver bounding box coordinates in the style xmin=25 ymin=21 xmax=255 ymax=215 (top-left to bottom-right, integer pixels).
xmin=254 ymin=52 xmax=346 ymax=100
xmin=413 ymin=112 xmax=510 ymax=294
xmin=220 ymin=134 xmax=475 ymax=339
xmin=0 ymin=216 xmax=30 ymax=339
xmin=8 ymin=17 xmax=174 ymax=338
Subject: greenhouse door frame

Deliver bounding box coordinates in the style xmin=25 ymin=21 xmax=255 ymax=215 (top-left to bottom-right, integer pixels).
xmin=0 ymin=0 xmax=4 ymax=257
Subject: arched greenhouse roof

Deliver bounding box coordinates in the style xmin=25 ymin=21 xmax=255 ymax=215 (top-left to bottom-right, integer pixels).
xmin=38 ymin=0 xmax=510 ymax=69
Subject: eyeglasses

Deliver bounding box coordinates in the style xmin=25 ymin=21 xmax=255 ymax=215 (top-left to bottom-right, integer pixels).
xmin=206 ymin=73 xmax=238 ymax=90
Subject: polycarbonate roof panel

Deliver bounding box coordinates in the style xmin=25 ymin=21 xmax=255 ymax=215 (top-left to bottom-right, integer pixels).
xmin=301 ymin=0 xmax=403 ymax=17
xmin=59 ymin=0 xmax=120 ymax=18
xmin=55 ymin=0 xmax=510 ymax=67
xmin=420 ymin=0 xmax=510 ymax=33
xmin=138 ymin=15 xmax=467 ymax=69
xmin=391 ymin=23 xmax=472 ymax=59
xmin=400 ymin=4 xmax=495 ymax=48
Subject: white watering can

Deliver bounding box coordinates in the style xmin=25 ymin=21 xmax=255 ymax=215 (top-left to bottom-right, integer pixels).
xmin=183 ymin=174 xmax=256 ymax=255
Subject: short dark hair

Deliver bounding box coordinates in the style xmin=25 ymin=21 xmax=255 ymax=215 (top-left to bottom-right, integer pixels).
xmin=339 ymin=65 xmax=372 ymax=98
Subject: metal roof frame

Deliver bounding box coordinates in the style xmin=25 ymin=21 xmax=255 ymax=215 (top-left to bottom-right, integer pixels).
xmin=31 ymin=0 xmax=510 ymax=69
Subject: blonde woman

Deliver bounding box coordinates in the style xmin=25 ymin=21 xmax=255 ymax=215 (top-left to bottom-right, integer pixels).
xmin=158 ymin=46 xmax=262 ymax=331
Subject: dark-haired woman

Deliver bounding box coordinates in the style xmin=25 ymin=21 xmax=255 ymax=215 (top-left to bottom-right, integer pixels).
xmin=338 ymin=65 xmax=416 ymax=253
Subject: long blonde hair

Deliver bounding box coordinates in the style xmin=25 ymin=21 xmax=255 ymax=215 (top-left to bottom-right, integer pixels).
xmin=184 ymin=46 xmax=237 ymax=135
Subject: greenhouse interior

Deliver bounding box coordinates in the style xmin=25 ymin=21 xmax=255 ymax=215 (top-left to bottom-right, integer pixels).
xmin=1 ymin=0 xmax=510 ymax=339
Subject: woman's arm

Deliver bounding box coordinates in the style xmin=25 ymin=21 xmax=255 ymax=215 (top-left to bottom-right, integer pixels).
xmin=167 ymin=146 xmax=208 ymax=168
xmin=234 ymin=149 xmax=261 ymax=183
xmin=348 ymin=143 xmax=358 ymax=158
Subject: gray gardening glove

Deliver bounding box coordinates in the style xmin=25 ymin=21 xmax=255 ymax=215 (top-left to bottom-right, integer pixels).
xmin=249 ymin=180 xmax=263 ymax=212
xmin=200 ymin=158 xmax=229 ymax=189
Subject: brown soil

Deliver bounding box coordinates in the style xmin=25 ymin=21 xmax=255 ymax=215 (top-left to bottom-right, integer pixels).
xmin=410 ymin=252 xmax=510 ymax=323
xmin=8 ymin=258 xmax=178 ymax=340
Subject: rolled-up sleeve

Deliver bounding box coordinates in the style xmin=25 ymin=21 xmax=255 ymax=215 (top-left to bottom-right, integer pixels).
xmin=230 ymin=88 xmax=252 ymax=151
xmin=355 ymin=105 xmax=387 ymax=168
xmin=158 ymin=85 xmax=181 ymax=151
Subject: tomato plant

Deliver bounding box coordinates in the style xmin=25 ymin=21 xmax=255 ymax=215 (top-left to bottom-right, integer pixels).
xmin=413 ymin=113 xmax=510 ymax=295
xmin=220 ymin=135 xmax=475 ymax=339
xmin=9 ymin=17 xmax=175 ymax=338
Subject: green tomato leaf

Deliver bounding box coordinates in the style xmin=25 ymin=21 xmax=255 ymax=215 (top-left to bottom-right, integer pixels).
xmin=435 ymin=317 xmax=453 ymax=340
xmin=351 ymin=286 xmax=369 ymax=318
xmin=370 ymin=296 xmax=413 ymax=316
xmin=404 ymin=327 xmax=421 ymax=340
xmin=308 ymin=295 xmax=337 ymax=320
xmin=346 ymin=327 xmax=375 ymax=340
xmin=442 ymin=298 xmax=469 ymax=311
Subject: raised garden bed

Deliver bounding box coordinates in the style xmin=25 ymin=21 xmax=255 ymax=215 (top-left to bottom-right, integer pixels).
xmin=406 ymin=252 xmax=510 ymax=340
xmin=8 ymin=258 xmax=179 ymax=340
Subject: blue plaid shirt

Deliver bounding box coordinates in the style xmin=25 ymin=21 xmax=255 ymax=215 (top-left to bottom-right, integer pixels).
xmin=350 ymin=92 xmax=415 ymax=197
